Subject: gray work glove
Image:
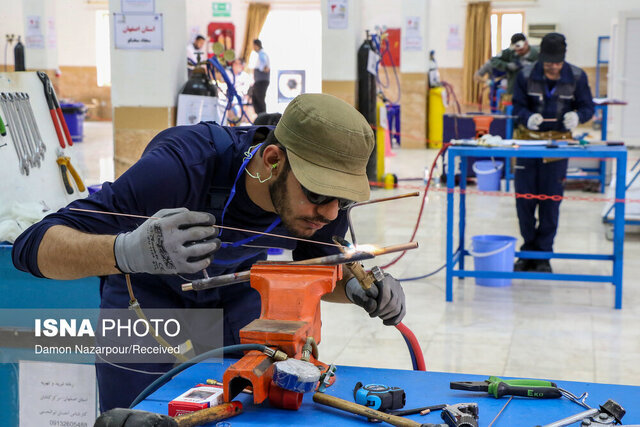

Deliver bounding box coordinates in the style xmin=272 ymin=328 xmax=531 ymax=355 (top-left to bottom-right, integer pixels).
xmin=114 ymin=208 xmax=220 ymax=275
xmin=563 ymin=111 xmax=579 ymax=130
xmin=345 ymin=273 xmax=406 ymax=326
xmin=506 ymin=62 xmax=521 ymax=72
xmin=527 ymin=113 xmax=543 ymax=130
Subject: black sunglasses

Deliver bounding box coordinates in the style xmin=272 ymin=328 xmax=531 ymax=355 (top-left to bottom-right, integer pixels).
xmin=300 ymin=185 xmax=355 ymax=210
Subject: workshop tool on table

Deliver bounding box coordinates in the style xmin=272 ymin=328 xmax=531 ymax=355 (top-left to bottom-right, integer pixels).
xmin=221 ymin=264 xmax=341 ymax=410
xmin=487 ymin=396 xmax=512 ymax=427
xmin=353 ymin=382 xmax=406 ymax=412
xmin=56 ymin=148 xmax=86 ymax=194
xmin=317 ymin=363 xmax=337 ymax=393
xmin=440 ymin=403 xmax=479 ymax=427
xmin=94 ymin=401 xmax=242 ymax=427
xmin=181 ymin=242 xmax=418 ymax=291
xmin=389 ymin=404 xmax=447 ymax=417
xmin=1 ymin=92 xmax=37 ymax=171
xmin=450 ymin=376 xmax=562 ymax=399
xmin=37 ymin=70 xmax=73 ymax=148
xmin=314 ymin=393 xmax=479 ymax=427
xmin=313 ymin=392 xmax=423 ymax=427
xmin=538 ymin=399 xmax=625 ymax=427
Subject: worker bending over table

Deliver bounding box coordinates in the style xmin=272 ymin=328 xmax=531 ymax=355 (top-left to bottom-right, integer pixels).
xmin=512 ymin=33 xmax=595 ymax=272
xmin=11 ymin=94 xmax=406 ymax=412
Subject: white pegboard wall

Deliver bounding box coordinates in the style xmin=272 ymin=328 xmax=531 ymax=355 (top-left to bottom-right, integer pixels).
xmin=0 ymin=72 xmax=87 ymax=211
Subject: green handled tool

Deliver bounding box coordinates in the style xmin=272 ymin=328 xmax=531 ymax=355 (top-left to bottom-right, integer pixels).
xmin=0 ymin=113 xmax=6 ymax=136
xmin=450 ymin=376 xmax=562 ymax=399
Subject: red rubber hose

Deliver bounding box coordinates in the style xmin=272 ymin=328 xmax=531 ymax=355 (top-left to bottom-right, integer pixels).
xmin=395 ymin=322 xmax=426 ymax=371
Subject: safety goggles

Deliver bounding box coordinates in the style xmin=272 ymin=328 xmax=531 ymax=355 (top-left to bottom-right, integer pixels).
xmin=300 ymin=185 xmax=355 ymax=210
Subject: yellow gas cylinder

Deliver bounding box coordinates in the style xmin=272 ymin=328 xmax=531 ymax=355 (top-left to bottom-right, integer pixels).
xmin=428 ymin=87 xmax=445 ymax=149
xmin=375 ymin=99 xmax=387 ymax=182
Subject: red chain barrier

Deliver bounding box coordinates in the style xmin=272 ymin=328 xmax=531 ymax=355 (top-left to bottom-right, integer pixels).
xmin=370 ymin=180 xmax=635 ymax=204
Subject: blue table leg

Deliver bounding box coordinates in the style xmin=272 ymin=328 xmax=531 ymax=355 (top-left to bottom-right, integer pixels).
xmin=459 ymin=157 xmax=468 ymax=272
xmin=599 ymin=106 xmax=609 ymax=194
xmin=599 ymin=159 xmax=607 ymax=194
xmin=613 ymin=152 xmax=626 ymax=309
xmin=446 ymin=152 xmax=456 ymax=302
xmin=505 ymin=156 xmax=511 ymax=192
xmin=600 ymin=105 xmax=608 ymax=142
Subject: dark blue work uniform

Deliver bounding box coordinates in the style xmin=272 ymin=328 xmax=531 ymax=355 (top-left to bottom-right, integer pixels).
xmin=512 ymin=62 xmax=595 ymax=252
xmin=12 ymin=122 xmax=347 ymax=411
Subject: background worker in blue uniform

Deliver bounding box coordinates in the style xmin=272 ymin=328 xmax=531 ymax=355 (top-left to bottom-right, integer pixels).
xmin=12 ymin=94 xmax=406 ymax=411
xmin=512 ymin=33 xmax=595 ymax=272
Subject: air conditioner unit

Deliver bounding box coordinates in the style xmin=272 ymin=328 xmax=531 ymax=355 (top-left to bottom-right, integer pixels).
xmin=528 ymin=24 xmax=557 ymax=44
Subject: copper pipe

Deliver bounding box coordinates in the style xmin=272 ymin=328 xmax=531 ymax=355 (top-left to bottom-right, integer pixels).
xmin=181 ymin=242 xmax=419 ymax=292
xmin=346 ymin=192 xmax=420 ymax=245
xmin=68 ymin=207 xmax=340 ymax=248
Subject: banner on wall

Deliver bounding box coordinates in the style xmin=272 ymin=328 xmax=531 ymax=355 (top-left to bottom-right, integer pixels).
xmin=403 ymin=16 xmax=422 ymax=51
xmin=327 ymin=0 xmax=348 ymax=29
xmin=25 ymin=15 xmax=45 ymax=49
xmin=114 ymin=13 xmax=164 ymax=50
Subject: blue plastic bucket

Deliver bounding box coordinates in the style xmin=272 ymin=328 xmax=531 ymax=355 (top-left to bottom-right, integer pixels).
xmin=61 ymin=102 xmax=86 ymax=142
xmin=472 ymin=160 xmax=503 ymax=191
xmin=471 ymin=235 xmax=516 ymax=287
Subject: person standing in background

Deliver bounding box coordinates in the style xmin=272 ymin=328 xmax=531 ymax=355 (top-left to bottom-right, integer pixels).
xmin=187 ymin=35 xmax=206 ymax=75
xmin=250 ymin=39 xmax=270 ymax=114
xmin=491 ymin=33 xmax=539 ymax=95
xmin=511 ymin=33 xmax=594 ymax=273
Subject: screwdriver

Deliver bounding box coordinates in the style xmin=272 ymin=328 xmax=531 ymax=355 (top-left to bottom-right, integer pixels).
xmin=450 ymin=376 xmax=562 ymax=399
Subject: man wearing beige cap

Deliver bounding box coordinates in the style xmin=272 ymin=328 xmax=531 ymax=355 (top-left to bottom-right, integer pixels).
xmin=13 ymin=93 xmax=406 ymax=411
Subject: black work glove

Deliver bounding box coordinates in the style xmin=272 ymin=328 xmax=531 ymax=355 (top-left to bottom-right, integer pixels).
xmin=345 ymin=272 xmax=406 ymax=326
xmin=94 ymin=408 xmax=178 ymax=427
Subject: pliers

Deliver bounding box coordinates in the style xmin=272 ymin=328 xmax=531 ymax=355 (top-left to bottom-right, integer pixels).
xmin=37 ymin=71 xmax=73 ymax=148
xmin=450 ymin=376 xmax=562 ymax=399
xmin=56 ymin=148 xmax=85 ymax=194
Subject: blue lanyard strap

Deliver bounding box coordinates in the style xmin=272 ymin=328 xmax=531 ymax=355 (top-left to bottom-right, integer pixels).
xmin=219 ymin=142 xmax=282 ymax=249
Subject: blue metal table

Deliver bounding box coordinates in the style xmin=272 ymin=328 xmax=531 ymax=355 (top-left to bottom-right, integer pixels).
xmin=135 ymin=359 xmax=640 ymax=426
xmin=445 ymin=145 xmax=627 ymax=308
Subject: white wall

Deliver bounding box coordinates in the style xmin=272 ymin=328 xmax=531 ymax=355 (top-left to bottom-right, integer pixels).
xmin=430 ymin=0 xmax=640 ymax=68
xmin=109 ymin=0 xmax=187 ymax=107
xmin=0 ymin=0 xmax=25 ymax=67
xmin=56 ymin=0 xmax=103 ymax=67
xmin=429 ymin=0 xmax=466 ymax=68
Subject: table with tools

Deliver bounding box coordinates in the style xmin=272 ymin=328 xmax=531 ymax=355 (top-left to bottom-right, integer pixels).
xmin=445 ymin=144 xmax=628 ymax=308
xmin=135 ymin=359 xmax=640 ymax=426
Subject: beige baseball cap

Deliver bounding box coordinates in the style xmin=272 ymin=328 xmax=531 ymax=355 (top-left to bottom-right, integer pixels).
xmin=274 ymin=93 xmax=374 ymax=202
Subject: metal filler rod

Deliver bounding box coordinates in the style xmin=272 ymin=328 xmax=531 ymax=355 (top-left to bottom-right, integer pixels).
xmin=181 ymin=242 xmax=419 ymax=292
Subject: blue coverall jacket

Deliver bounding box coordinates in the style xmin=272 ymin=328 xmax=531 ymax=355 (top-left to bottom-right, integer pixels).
xmin=511 ymin=61 xmax=595 ymax=254
xmin=12 ymin=122 xmax=347 ymax=411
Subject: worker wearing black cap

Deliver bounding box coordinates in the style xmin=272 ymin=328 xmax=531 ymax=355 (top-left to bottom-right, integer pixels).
xmin=490 ymin=33 xmax=539 ymax=94
xmin=511 ymin=33 xmax=595 ymax=272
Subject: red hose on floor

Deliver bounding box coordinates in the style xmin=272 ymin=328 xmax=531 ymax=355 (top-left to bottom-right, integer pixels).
xmin=395 ymin=322 xmax=426 ymax=371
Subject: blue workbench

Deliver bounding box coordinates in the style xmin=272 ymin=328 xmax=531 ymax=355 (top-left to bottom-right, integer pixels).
xmin=135 ymin=359 xmax=640 ymax=426
xmin=445 ymin=145 xmax=627 ymax=308
xmin=0 ymin=244 xmax=100 ymax=426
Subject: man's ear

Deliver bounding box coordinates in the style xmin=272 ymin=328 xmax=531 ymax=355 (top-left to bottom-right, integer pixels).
xmin=262 ymin=145 xmax=284 ymax=172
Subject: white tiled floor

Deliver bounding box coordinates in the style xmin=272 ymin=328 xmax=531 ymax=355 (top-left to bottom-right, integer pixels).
xmin=78 ymin=121 xmax=640 ymax=387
